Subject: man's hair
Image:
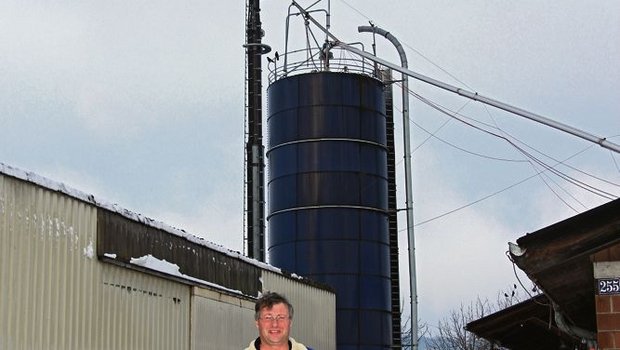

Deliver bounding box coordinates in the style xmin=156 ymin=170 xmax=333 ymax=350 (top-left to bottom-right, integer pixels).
xmin=254 ymin=291 xmax=294 ymax=320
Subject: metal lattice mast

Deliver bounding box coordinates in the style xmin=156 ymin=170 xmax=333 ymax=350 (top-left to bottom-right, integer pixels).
xmin=244 ymin=0 xmax=270 ymax=261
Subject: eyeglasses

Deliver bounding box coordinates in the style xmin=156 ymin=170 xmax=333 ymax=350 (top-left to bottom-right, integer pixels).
xmin=260 ymin=315 xmax=290 ymax=323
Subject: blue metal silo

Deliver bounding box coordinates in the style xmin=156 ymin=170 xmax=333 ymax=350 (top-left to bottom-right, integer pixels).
xmin=267 ymin=70 xmax=392 ymax=349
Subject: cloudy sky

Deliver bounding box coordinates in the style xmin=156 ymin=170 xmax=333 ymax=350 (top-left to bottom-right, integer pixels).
xmin=2 ymin=0 xmax=619 ymax=328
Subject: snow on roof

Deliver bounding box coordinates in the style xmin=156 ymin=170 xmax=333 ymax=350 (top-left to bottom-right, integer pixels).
xmin=129 ymin=254 xmax=246 ymax=295
xmin=0 ymin=162 xmax=284 ymax=276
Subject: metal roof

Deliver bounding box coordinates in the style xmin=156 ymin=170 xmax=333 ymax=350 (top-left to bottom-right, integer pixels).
xmin=466 ymin=295 xmax=579 ymax=349
xmin=0 ymin=162 xmax=333 ymax=295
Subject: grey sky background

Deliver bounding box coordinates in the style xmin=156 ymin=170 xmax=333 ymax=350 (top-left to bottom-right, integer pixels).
xmin=2 ymin=0 xmax=619 ymax=328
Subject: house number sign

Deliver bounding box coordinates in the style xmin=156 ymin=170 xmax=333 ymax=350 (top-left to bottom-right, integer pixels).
xmin=598 ymin=278 xmax=620 ymax=295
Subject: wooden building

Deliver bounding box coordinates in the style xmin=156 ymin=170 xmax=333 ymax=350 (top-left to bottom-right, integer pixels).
xmin=467 ymin=199 xmax=620 ymax=350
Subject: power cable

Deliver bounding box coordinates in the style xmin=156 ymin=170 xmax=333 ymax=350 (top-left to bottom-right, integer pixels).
xmin=330 ymin=0 xmax=619 ymax=224
xmin=470 ymin=102 xmax=572 ymax=205
xmin=339 ymin=0 xmax=601 ymax=179
xmin=511 ymin=135 xmax=620 ymax=189
xmin=401 ymin=113 xmax=617 ymax=227
xmin=609 ymin=135 xmax=620 ymax=173
xmin=392 ymin=95 xmax=530 ymax=163
xmin=508 ymin=139 xmax=618 ymax=201
xmin=401 ymin=84 xmax=619 ymax=200
xmin=534 ymin=167 xmax=581 ymax=212
xmin=337 ymin=0 xmax=372 ymax=22
xmin=404 ymin=113 xmax=529 ymax=163
xmin=505 ymin=251 xmax=548 ymax=306
xmin=411 ymin=173 xmax=534 ymax=228
xmin=411 ymin=117 xmax=452 ymax=154
xmin=395 ymin=90 xmax=617 ymax=224
xmin=479 ymin=101 xmax=589 ymax=211
xmin=478 ymin=103 xmax=620 ymax=190
xmin=337 ymin=0 xmax=475 ymax=91
xmin=400 ymin=153 xmax=592 ymax=227
xmin=613 ymin=150 xmax=620 ymax=173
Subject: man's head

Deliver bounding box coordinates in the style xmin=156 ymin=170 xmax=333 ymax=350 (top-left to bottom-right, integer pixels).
xmin=254 ymin=292 xmax=294 ymax=348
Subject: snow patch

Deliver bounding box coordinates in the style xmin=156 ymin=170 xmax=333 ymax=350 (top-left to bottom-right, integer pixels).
xmin=104 ymin=253 xmax=117 ymax=259
xmin=289 ymin=273 xmax=304 ymax=280
xmin=83 ymin=241 xmax=94 ymax=259
xmin=131 ymin=255 xmax=181 ymax=276
xmin=130 ymin=254 xmax=245 ymax=295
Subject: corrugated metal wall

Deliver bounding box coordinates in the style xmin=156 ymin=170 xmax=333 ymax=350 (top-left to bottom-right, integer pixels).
xmin=262 ymin=271 xmax=337 ymax=350
xmin=0 ymin=174 xmax=190 ymax=350
xmin=191 ymin=288 xmax=256 ymax=350
xmin=100 ymin=265 xmax=190 ymax=349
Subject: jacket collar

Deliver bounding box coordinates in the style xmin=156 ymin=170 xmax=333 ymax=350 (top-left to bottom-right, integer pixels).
xmin=253 ymin=337 xmax=292 ymax=350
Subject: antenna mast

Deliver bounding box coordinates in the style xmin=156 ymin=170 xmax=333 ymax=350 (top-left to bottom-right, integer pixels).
xmin=244 ymin=0 xmax=270 ymax=261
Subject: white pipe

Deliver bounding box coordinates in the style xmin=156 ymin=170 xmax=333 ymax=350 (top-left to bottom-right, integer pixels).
xmin=358 ymin=25 xmax=418 ymax=350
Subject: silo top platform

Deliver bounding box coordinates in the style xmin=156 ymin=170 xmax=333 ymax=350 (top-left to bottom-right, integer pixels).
xmin=267 ymin=45 xmax=379 ymax=84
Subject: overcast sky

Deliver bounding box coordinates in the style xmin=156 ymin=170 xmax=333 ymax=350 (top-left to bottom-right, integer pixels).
xmin=2 ymin=0 xmax=619 ymax=328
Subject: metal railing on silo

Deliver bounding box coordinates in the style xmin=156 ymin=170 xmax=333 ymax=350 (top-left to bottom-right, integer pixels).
xmin=267 ymin=45 xmax=377 ymax=84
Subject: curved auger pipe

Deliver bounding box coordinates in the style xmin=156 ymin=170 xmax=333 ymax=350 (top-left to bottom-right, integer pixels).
xmin=358 ymin=25 xmax=419 ymax=350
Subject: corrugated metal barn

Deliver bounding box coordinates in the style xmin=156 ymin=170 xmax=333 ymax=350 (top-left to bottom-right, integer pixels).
xmin=0 ymin=163 xmax=336 ymax=350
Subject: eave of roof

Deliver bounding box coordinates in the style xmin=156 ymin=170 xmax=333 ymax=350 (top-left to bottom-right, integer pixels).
xmin=467 ymin=295 xmax=579 ymax=349
xmin=509 ymin=199 xmax=620 ymax=331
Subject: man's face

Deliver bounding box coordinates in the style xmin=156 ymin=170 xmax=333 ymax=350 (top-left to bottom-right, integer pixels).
xmin=256 ymin=302 xmax=291 ymax=347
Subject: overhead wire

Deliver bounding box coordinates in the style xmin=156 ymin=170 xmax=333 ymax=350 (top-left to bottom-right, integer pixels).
xmin=390 ymin=88 xmax=618 ymax=227
xmin=401 ymin=84 xmax=619 ymax=201
xmin=412 ymin=172 xmax=536 ymax=228
xmin=337 ymin=0 xmax=474 ymax=90
xmin=397 ymin=79 xmax=619 ymax=195
xmin=334 ymin=0 xmax=528 ymax=165
xmin=399 ymin=107 xmax=529 ymax=163
xmin=390 ymin=73 xmax=614 ymax=201
xmin=336 ymin=0 xmax=372 ymax=22
xmin=508 ymin=133 xmax=620 ymax=189
xmin=409 ymin=145 xmax=606 ymax=228
xmin=334 ymin=0 xmax=618 ymax=170
xmin=609 ymin=135 xmax=620 ymax=173
xmin=390 ymin=87 xmax=617 ymax=224
xmin=505 ymin=251 xmax=548 ymax=306
xmin=409 ymin=99 xmax=471 ymax=155
xmin=477 ymin=101 xmax=620 ymax=206
xmin=613 ymin=150 xmax=620 ymax=173
xmin=391 ymin=85 xmax=534 ymax=164
xmin=336 ymin=0 xmax=619 ymax=187
xmin=333 ymin=0 xmax=618 ymax=225
xmin=474 ymin=102 xmax=577 ymax=208
xmin=411 ymin=116 xmax=451 ymax=154
xmin=535 ymin=169 xmax=581 ymax=212
xmin=522 ymin=145 xmax=594 ymax=211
